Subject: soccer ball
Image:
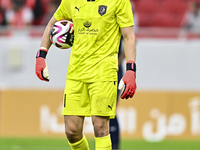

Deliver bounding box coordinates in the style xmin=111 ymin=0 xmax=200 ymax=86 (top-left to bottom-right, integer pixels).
xmin=50 ymin=20 xmax=74 ymax=49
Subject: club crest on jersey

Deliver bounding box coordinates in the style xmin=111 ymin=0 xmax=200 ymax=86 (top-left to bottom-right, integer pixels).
xmin=98 ymin=5 xmax=107 ymax=16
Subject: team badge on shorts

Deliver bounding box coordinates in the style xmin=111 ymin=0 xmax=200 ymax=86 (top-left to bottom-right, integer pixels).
xmin=98 ymin=5 xmax=107 ymax=16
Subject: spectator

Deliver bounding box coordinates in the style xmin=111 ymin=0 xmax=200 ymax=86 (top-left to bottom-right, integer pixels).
xmin=181 ymin=1 xmax=200 ymax=31
xmin=0 ymin=0 xmax=12 ymax=10
xmin=30 ymin=0 xmax=44 ymax=25
xmin=5 ymin=0 xmax=34 ymax=29
xmin=40 ymin=0 xmax=60 ymax=25
xmin=0 ymin=5 xmax=6 ymax=25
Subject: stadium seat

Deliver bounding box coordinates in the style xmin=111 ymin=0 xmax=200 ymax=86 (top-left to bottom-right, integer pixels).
xmin=136 ymin=0 xmax=158 ymax=14
xmin=138 ymin=13 xmax=155 ymax=27
xmin=153 ymin=13 xmax=184 ymax=27
xmin=134 ymin=0 xmax=194 ymax=27
xmin=164 ymin=0 xmax=188 ymax=13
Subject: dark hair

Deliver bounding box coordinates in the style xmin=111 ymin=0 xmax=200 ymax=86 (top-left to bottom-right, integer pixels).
xmin=12 ymin=0 xmax=25 ymax=7
xmin=193 ymin=1 xmax=199 ymax=9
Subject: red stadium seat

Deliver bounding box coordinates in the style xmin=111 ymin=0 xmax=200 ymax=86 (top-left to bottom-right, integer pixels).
xmin=153 ymin=13 xmax=184 ymax=27
xmin=136 ymin=0 xmax=158 ymax=13
xmin=154 ymin=13 xmax=171 ymax=27
xmin=134 ymin=0 xmax=193 ymax=27
xmin=164 ymin=0 xmax=188 ymax=13
xmin=138 ymin=13 xmax=156 ymax=27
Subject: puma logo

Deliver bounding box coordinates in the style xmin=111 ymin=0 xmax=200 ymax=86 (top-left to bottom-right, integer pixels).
xmin=75 ymin=6 xmax=81 ymax=12
xmin=108 ymin=105 xmax=112 ymax=110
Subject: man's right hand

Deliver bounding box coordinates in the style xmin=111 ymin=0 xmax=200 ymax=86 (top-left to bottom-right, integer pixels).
xmin=35 ymin=49 xmax=49 ymax=82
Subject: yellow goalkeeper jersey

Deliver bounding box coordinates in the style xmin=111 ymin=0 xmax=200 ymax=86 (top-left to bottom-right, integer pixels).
xmin=54 ymin=0 xmax=134 ymax=82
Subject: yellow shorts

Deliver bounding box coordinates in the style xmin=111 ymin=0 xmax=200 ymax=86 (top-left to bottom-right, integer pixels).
xmin=62 ymin=79 xmax=117 ymax=119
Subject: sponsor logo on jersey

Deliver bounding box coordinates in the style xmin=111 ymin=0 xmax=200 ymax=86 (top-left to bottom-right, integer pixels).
xmin=78 ymin=21 xmax=99 ymax=35
xmin=83 ymin=21 xmax=92 ymax=28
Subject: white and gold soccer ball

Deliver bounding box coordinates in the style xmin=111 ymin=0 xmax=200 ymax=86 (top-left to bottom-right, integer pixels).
xmin=50 ymin=20 xmax=74 ymax=49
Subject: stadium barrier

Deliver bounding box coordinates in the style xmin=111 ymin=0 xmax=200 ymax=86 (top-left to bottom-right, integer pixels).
xmin=0 ymin=27 xmax=200 ymax=142
xmin=1 ymin=89 xmax=200 ymax=141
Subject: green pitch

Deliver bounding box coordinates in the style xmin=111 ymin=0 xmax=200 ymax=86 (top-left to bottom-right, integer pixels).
xmin=0 ymin=137 xmax=200 ymax=150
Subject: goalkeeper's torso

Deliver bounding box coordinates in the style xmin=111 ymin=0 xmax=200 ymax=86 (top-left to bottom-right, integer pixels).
xmin=54 ymin=0 xmax=134 ymax=82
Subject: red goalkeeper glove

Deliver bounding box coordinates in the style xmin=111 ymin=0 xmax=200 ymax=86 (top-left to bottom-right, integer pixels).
xmin=35 ymin=48 xmax=49 ymax=82
xmin=118 ymin=61 xmax=137 ymax=99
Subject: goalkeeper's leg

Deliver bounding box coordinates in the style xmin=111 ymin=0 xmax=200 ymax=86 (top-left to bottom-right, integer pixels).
xmin=64 ymin=115 xmax=89 ymax=150
xmin=92 ymin=116 xmax=112 ymax=150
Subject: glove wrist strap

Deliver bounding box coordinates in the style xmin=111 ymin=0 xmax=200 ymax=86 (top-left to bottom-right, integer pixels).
xmin=36 ymin=48 xmax=48 ymax=59
xmin=126 ymin=61 xmax=136 ymax=73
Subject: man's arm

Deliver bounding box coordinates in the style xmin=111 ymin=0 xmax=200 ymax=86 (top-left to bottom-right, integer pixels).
xmin=40 ymin=16 xmax=57 ymax=50
xmin=121 ymin=26 xmax=136 ymax=62
xmin=35 ymin=16 xmax=57 ymax=82
xmin=118 ymin=26 xmax=137 ymax=99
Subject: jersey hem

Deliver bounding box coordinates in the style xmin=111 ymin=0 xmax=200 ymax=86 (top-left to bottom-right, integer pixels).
xmin=62 ymin=112 xmax=115 ymax=119
xmin=66 ymin=77 xmax=118 ymax=83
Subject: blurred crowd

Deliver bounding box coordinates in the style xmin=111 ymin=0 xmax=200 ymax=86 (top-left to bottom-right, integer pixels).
xmin=0 ymin=0 xmax=200 ymax=31
xmin=0 ymin=0 xmax=61 ymax=29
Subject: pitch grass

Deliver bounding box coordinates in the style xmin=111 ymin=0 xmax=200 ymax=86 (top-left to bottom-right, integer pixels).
xmin=0 ymin=137 xmax=200 ymax=150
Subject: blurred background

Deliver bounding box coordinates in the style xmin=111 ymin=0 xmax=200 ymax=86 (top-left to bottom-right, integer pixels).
xmin=0 ymin=0 xmax=200 ymax=149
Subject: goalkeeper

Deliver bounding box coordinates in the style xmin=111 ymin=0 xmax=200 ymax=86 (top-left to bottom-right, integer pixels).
xmin=35 ymin=0 xmax=137 ymax=150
